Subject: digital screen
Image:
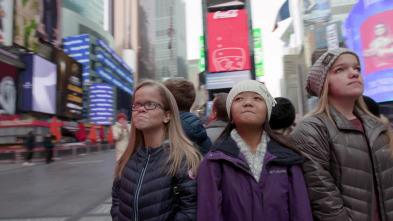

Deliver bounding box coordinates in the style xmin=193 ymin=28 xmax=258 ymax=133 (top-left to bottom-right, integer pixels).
xmin=89 ymin=83 xmax=114 ymax=125
xmin=13 ymin=0 xmax=40 ymax=51
xmin=38 ymin=0 xmax=62 ymax=47
xmin=0 ymin=0 xmax=14 ymax=46
xmin=0 ymin=62 xmax=18 ymax=115
xmin=96 ymin=66 xmax=133 ymax=95
xmin=63 ymin=34 xmax=90 ymax=84
xmin=96 ymin=50 xmax=134 ymax=86
xmin=21 ymin=54 xmax=57 ymax=114
xmin=345 ymin=0 xmax=393 ymax=102
xmin=54 ymin=49 xmax=83 ymax=119
xmin=207 ymin=9 xmax=251 ymax=73
xmin=205 ymin=70 xmax=251 ymax=90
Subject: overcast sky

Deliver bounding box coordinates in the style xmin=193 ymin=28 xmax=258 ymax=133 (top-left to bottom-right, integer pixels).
xmin=185 ymin=0 xmax=203 ymax=60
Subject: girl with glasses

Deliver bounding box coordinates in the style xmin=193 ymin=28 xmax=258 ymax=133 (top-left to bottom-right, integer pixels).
xmin=111 ymin=80 xmax=202 ymax=221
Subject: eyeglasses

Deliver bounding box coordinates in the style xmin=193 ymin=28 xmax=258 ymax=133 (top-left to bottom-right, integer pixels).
xmin=132 ymin=101 xmax=166 ymax=111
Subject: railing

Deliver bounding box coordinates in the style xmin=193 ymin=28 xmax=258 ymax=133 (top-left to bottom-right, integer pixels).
xmin=0 ymin=143 xmax=115 ymax=163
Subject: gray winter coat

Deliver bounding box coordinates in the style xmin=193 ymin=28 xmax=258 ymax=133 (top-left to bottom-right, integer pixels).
xmin=205 ymin=120 xmax=227 ymax=144
xmin=290 ymin=105 xmax=393 ymax=221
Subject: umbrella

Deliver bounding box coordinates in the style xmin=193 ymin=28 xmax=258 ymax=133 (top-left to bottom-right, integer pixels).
xmin=49 ymin=117 xmax=62 ymax=143
xmin=88 ymin=124 xmax=98 ymax=143
xmin=75 ymin=122 xmax=87 ymax=142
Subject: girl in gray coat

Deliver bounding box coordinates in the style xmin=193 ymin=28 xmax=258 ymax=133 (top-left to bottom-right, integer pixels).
xmin=291 ymin=48 xmax=393 ymax=221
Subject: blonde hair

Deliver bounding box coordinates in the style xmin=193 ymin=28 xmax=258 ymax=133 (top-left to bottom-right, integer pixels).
xmin=114 ymin=80 xmax=202 ymax=180
xmin=305 ymin=73 xmax=393 ymax=156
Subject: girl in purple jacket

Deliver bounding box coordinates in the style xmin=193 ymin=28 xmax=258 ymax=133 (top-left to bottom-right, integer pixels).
xmin=197 ymin=80 xmax=312 ymax=221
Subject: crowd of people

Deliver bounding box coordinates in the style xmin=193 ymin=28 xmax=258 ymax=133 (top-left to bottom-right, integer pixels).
xmin=110 ymin=48 xmax=393 ymax=220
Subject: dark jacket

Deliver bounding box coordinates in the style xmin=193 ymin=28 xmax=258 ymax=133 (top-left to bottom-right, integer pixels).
xmin=179 ymin=111 xmax=212 ymax=155
xmin=290 ymin=105 xmax=393 ymax=221
xmin=43 ymin=136 xmax=54 ymax=150
xmin=111 ymin=142 xmax=197 ymax=221
xmin=24 ymin=134 xmax=35 ymax=150
xmin=197 ymin=135 xmax=313 ymax=221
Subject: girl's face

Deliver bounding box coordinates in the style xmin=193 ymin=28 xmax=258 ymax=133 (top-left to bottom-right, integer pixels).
xmin=327 ymin=53 xmax=364 ymax=101
xmin=132 ymin=85 xmax=170 ymax=134
xmin=230 ymin=92 xmax=267 ymax=128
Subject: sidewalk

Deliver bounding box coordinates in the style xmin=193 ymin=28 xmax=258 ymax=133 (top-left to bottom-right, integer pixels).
xmin=0 ymin=143 xmax=115 ymax=164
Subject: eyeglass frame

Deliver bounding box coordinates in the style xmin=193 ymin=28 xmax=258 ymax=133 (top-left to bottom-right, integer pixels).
xmin=132 ymin=101 xmax=166 ymax=111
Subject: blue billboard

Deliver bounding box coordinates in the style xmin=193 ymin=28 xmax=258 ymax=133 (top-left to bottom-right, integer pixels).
xmin=345 ymin=0 xmax=393 ymax=102
xmin=96 ymin=50 xmax=134 ymax=86
xmin=89 ymin=83 xmax=114 ymax=125
xmin=96 ymin=66 xmax=133 ymax=95
xmin=63 ymin=34 xmax=90 ymax=84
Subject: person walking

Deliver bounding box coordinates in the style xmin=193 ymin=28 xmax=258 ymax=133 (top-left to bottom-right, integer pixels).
xmin=22 ymin=131 xmax=35 ymax=166
xmin=204 ymin=92 xmax=228 ymax=144
xmin=197 ymin=80 xmax=313 ymax=221
xmin=112 ymin=113 xmax=131 ymax=161
xmin=111 ymin=80 xmax=202 ymax=221
xmin=43 ymin=133 xmax=55 ymax=164
xmin=290 ymin=48 xmax=393 ymax=221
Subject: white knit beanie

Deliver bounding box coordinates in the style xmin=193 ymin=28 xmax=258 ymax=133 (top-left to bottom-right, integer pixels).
xmin=226 ymin=80 xmax=276 ymax=121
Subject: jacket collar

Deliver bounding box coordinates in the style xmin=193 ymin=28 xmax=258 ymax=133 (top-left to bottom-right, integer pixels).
xmin=212 ymin=134 xmax=302 ymax=166
xmin=205 ymin=120 xmax=228 ymax=129
xmin=329 ymin=105 xmax=387 ymax=144
xmin=136 ymin=139 xmax=170 ymax=158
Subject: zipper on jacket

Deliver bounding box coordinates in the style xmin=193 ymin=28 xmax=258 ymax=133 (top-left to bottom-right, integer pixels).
xmin=134 ymin=153 xmax=151 ymax=220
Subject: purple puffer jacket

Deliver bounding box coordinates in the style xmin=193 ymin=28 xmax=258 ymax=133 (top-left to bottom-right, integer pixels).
xmin=197 ymin=135 xmax=313 ymax=221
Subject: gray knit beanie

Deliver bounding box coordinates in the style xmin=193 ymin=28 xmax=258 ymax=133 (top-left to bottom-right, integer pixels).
xmin=226 ymin=80 xmax=276 ymax=121
xmin=306 ymin=47 xmax=360 ymax=97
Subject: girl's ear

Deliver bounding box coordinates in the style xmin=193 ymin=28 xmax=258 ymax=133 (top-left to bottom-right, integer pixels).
xmin=163 ymin=111 xmax=171 ymax=123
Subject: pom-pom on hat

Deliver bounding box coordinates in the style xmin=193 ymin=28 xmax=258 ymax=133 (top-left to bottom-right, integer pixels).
xmin=269 ymin=97 xmax=296 ymax=130
xmin=226 ymin=80 xmax=276 ymax=121
xmin=306 ymin=47 xmax=360 ymax=97
xmin=116 ymin=113 xmax=127 ymax=121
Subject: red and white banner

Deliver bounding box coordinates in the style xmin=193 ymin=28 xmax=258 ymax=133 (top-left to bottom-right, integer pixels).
xmin=207 ymin=9 xmax=251 ymax=73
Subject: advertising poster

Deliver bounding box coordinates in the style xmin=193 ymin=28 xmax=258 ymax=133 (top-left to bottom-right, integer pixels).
xmin=38 ymin=0 xmax=62 ymax=47
xmin=345 ymin=0 xmax=393 ymax=102
xmin=0 ymin=61 xmax=18 ymax=115
xmin=89 ymin=83 xmax=114 ymax=125
xmin=207 ymin=9 xmax=251 ymax=73
xmin=0 ymin=0 xmax=14 ymax=46
xmin=63 ymin=34 xmax=90 ymax=84
xmin=199 ymin=36 xmax=205 ymax=72
xmin=253 ymin=28 xmax=264 ymax=77
xmin=13 ymin=0 xmax=40 ymax=52
xmin=360 ymin=10 xmax=393 ymax=76
xmin=54 ymin=49 xmax=83 ymax=119
xmin=21 ymin=54 xmax=57 ymax=114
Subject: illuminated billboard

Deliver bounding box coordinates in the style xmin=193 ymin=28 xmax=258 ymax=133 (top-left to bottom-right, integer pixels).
xmin=38 ymin=0 xmax=62 ymax=47
xmin=63 ymin=34 xmax=90 ymax=84
xmin=54 ymin=49 xmax=83 ymax=119
xmin=345 ymin=0 xmax=393 ymax=102
xmin=0 ymin=0 xmax=14 ymax=46
xmin=89 ymin=83 xmax=114 ymax=125
xmin=0 ymin=62 xmax=18 ymax=115
xmin=207 ymin=9 xmax=251 ymax=73
xmin=21 ymin=55 xmax=57 ymax=114
xmin=13 ymin=0 xmax=40 ymax=51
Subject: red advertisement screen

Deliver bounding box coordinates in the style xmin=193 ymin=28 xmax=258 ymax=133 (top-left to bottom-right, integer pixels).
xmin=360 ymin=10 xmax=393 ymax=75
xmin=207 ymin=9 xmax=251 ymax=73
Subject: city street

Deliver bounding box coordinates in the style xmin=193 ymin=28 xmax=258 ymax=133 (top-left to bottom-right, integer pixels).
xmin=0 ymin=151 xmax=116 ymax=221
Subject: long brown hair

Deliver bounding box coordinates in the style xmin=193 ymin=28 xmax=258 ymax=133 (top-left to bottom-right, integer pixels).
xmin=114 ymin=80 xmax=202 ymax=180
xmin=305 ymin=72 xmax=393 ymax=155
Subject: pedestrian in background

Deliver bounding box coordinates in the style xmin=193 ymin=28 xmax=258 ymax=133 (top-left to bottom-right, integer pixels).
xmin=43 ymin=133 xmax=55 ymax=164
xmin=22 ymin=131 xmax=35 ymax=166
xmin=111 ymin=80 xmax=202 ymax=221
xmin=197 ymin=80 xmax=312 ymax=221
xmin=290 ymin=48 xmax=393 ymax=221
xmin=269 ymin=97 xmax=296 ymax=136
xmin=112 ymin=113 xmax=131 ymax=161
xmin=204 ymin=92 xmax=228 ymax=144
xmin=163 ymin=78 xmax=212 ymax=156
